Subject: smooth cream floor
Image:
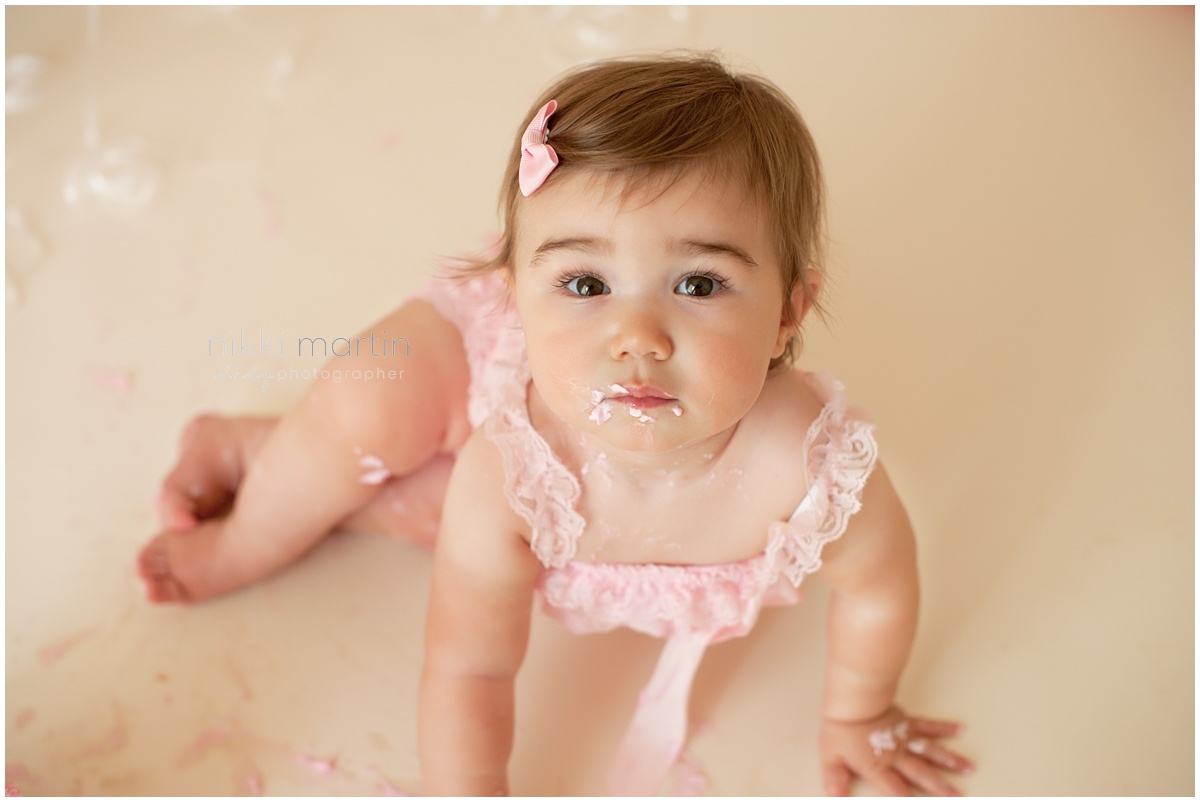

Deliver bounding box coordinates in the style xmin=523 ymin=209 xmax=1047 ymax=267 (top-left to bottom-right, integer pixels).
xmin=5 ymin=7 xmax=1193 ymax=796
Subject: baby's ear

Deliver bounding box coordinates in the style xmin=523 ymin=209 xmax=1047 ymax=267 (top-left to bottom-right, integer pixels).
xmin=794 ymin=269 xmax=822 ymax=324
xmin=774 ymin=274 xmax=821 ymax=357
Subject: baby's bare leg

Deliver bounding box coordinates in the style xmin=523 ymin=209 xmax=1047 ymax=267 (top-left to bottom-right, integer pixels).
xmin=138 ymin=300 xmax=471 ymax=603
xmin=337 ymin=452 xmax=456 ymax=548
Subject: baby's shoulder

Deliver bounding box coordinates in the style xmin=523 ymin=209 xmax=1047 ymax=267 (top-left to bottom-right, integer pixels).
xmin=753 ymin=368 xmax=830 ymax=444
xmin=445 ymin=426 xmax=530 ymax=538
xmin=731 ymin=369 xmax=830 ymax=493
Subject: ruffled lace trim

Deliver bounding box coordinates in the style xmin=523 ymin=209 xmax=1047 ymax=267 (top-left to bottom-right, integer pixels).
xmin=487 ymin=405 xmax=585 ymax=568
xmin=538 ymin=557 xmax=768 ymax=639
xmin=462 ymin=294 xmax=584 ymax=569
xmin=760 ymin=373 xmax=879 ymax=587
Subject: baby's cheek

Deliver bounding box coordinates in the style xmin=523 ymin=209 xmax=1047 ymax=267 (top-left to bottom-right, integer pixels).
xmin=693 ymin=339 xmax=771 ymax=411
xmin=702 ymin=328 xmax=772 ymax=373
xmin=528 ymin=346 xmax=588 ymax=411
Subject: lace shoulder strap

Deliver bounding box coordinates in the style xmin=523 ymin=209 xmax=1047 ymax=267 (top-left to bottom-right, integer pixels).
xmin=472 ymin=312 xmax=584 ymax=569
xmin=762 ymin=372 xmax=879 ymax=587
xmin=485 ymin=402 xmax=585 ymax=569
xmin=414 ymin=269 xmax=585 ymax=567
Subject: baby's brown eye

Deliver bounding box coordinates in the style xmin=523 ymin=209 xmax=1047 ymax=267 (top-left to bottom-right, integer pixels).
xmin=567 ymin=276 xmax=608 ymax=296
xmin=677 ymin=275 xmax=718 ymax=297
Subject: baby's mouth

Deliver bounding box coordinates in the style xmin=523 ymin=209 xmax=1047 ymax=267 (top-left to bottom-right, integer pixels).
xmin=607 ymin=383 xmax=676 ymax=407
xmin=587 ymin=384 xmax=683 ymax=425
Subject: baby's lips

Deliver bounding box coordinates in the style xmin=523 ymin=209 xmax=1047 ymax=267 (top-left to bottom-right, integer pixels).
xmin=612 ymin=382 xmax=675 ymax=400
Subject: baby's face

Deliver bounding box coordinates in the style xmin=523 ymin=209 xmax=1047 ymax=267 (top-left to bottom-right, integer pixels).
xmin=509 ymin=167 xmax=792 ymax=454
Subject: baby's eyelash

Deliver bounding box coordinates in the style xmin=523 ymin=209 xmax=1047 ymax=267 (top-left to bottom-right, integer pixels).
xmin=552 ymin=271 xmax=599 ymax=288
xmin=685 ymin=269 xmax=729 ymax=287
xmin=553 ymin=271 xmax=609 ymax=297
xmin=551 ymin=269 xmax=731 ymax=297
xmin=676 ymin=270 xmax=731 ymax=296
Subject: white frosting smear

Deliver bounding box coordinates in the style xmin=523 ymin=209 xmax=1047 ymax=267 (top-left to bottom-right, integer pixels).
xmin=358 ymin=454 xmax=392 ymax=485
xmin=589 ymin=402 xmax=612 ymax=425
xmin=624 ymin=405 xmax=653 ymax=423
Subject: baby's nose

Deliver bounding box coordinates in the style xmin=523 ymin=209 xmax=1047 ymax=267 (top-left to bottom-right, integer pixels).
xmin=608 ymin=303 xmax=673 ymax=361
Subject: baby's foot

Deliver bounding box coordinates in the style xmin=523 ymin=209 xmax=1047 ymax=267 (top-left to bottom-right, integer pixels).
xmin=136 ymin=520 xmax=266 ymax=604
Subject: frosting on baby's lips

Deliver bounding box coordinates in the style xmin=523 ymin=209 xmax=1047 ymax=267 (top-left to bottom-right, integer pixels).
xmin=586 ymin=383 xmax=682 ymax=425
xmin=589 ymin=402 xmax=612 ymax=425
xmin=606 ymin=383 xmax=678 ymax=407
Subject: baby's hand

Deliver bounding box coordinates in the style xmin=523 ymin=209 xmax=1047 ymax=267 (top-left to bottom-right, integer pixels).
xmin=156 ymin=415 xmax=276 ymax=530
xmin=819 ymin=706 xmax=973 ymax=796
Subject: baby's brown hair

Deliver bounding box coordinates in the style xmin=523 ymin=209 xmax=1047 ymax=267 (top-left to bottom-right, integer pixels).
xmin=473 ymin=52 xmax=825 ymax=367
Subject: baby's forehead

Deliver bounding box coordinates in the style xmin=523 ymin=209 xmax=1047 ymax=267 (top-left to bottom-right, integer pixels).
xmin=511 ymin=165 xmax=783 ymax=269
xmin=524 ymin=164 xmax=766 ymax=222
xmin=606 ymin=163 xmax=757 ymax=204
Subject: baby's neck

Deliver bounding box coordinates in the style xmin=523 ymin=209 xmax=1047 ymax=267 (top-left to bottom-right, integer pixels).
xmin=577 ymin=427 xmax=739 ymax=488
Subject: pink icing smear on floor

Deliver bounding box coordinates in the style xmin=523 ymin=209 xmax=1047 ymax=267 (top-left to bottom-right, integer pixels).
xmin=4 ymin=767 xmax=32 ymax=784
xmin=85 ymin=367 xmax=134 ymax=395
xmin=76 ymin=722 xmax=127 ymax=760
xmin=226 ymin=658 xmax=255 ymax=700
xmin=13 ymin=709 xmax=36 ymax=731
xmin=175 ymin=726 xmax=232 ymax=768
xmin=294 ymin=752 xmax=338 ymax=776
xmin=241 ymin=764 xmax=264 ymax=796
xmin=37 ymin=630 xmax=91 ymax=665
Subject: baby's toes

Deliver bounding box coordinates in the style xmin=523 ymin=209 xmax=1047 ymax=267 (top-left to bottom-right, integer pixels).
xmin=156 ymin=486 xmax=198 ymax=531
xmin=136 ymin=535 xmax=193 ymax=604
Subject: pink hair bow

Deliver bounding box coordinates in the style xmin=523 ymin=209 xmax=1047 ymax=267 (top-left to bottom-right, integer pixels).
xmin=519 ymin=99 xmax=559 ymax=197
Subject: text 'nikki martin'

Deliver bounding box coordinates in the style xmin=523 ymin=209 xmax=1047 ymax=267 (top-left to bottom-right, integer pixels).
xmin=208 ymin=328 xmax=411 ymax=358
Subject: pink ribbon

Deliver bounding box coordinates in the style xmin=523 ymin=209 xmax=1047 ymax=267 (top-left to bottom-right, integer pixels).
xmin=605 ymin=631 xmax=712 ymax=795
xmin=519 ymin=99 xmax=559 ymax=197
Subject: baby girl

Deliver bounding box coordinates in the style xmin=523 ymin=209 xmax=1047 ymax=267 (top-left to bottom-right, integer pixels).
xmin=138 ymin=53 xmax=972 ymax=795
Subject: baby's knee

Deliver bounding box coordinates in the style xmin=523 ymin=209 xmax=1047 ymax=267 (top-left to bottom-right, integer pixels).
xmin=296 ymin=300 xmax=471 ymax=464
xmin=305 ymin=367 xmax=396 ymax=437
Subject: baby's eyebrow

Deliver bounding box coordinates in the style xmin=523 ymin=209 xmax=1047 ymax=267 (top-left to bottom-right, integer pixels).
xmin=529 ymin=236 xmax=612 ymax=268
xmin=674 ymin=239 xmax=759 ymax=269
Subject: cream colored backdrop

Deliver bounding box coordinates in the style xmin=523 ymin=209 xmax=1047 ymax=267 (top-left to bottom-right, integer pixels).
xmin=5 ymin=6 xmax=1193 ymax=795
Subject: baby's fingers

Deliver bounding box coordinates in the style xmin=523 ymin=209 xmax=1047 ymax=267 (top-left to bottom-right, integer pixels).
xmin=907 ymin=737 xmax=975 ymax=775
xmin=894 ymin=754 xmax=961 ymax=797
xmin=820 ymin=760 xmax=853 ymax=796
xmin=863 ymin=765 xmax=912 ymax=797
xmin=909 ymin=716 xmax=964 ymax=740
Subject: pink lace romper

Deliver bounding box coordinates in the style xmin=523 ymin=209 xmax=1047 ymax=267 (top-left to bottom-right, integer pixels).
xmin=416 ymin=272 xmax=879 ymax=795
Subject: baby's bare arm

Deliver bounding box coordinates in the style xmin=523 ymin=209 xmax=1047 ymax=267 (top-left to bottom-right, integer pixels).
xmin=419 ymin=430 xmax=539 ymax=795
xmin=816 ymin=464 xmax=972 ymax=795
xmin=818 ymin=463 xmax=919 ymax=721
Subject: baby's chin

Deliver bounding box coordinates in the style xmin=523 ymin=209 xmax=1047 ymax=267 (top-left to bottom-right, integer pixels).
xmin=576 ymin=412 xmax=727 ymax=457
